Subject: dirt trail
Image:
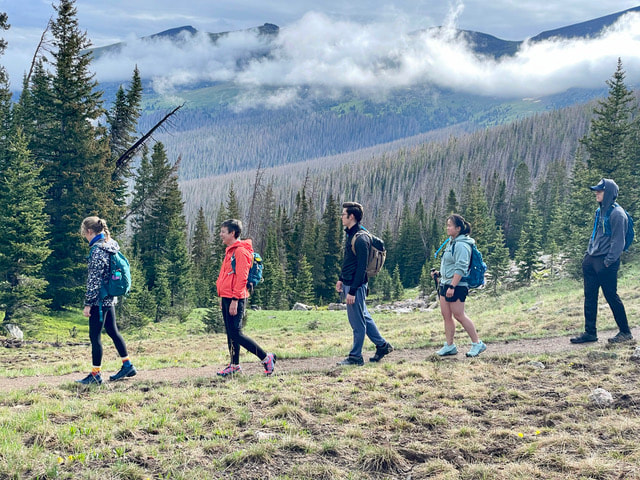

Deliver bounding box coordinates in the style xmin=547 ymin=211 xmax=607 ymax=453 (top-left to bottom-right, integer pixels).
xmin=1 ymin=326 xmax=638 ymax=393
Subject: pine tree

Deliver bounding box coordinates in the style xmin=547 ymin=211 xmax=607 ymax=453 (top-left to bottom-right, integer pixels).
xmin=396 ymin=204 xmax=424 ymax=287
xmin=418 ymin=261 xmax=433 ymax=298
xmin=581 ymin=58 xmax=634 ymax=181
xmin=446 ymin=189 xmax=458 ymax=215
xmin=165 ymin=217 xmax=193 ymax=308
xmin=191 ymin=207 xmax=214 ymax=307
xmin=226 ymin=184 xmax=242 ymax=220
xmin=484 ymin=224 xmax=510 ymax=294
xmin=372 ymin=267 xmax=392 ymax=301
xmin=293 ymin=255 xmax=314 ymax=305
xmin=106 ymin=66 xmax=143 ymax=234
xmin=504 ymin=162 xmax=532 ymax=257
xmin=317 ymin=195 xmax=342 ymax=303
xmin=391 ymin=265 xmax=404 ymax=300
xmin=26 ymin=0 xmax=114 ymax=309
xmin=0 ymin=130 xmax=51 ymax=324
xmin=514 ymin=206 xmax=542 ymax=285
xmin=259 ymin=227 xmax=288 ymax=310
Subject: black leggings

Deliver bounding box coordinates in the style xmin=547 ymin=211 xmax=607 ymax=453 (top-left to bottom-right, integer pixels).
xmin=89 ymin=305 xmax=128 ymax=367
xmin=221 ymin=298 xmax=266 ymax=364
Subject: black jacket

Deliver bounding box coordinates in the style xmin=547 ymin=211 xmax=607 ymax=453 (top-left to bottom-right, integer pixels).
xmin=340 ymin=224 xmax=370 ymax=290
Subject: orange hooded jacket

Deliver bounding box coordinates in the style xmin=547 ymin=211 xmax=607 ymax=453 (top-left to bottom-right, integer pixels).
xmin=216 ymin=238 xmax=253 ymax=299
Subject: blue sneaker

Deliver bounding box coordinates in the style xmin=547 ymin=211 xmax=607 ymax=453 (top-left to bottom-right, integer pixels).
xmin=109 ymin=364 xmax=137 ymax=381
xmin=436 ymin=342 xmax=458 ymax=356
xmin=466 ymin=341 xmax=487 ymax=357
xmin=76 ymin=373 xmax=102 ymax=385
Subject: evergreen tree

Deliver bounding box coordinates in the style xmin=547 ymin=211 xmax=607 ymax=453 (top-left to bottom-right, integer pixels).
xmin=106 ymin=66 xmax=143 ymax=234
xmin=484 ymin=224 xmax=510 ymax=295
xmin=561 ymin=152 xmax=596 ymax=277
xmin=226 ymin=184 xmax=242 ymax=220
xmin=115 ymin=256 xmax=151 ymax=330
xmin=259 ymin=227 xmax=288 ymax=310
xmin=504 ymin=162 xmax=532 ymax=256
xmin=445 ymin=189 xmax=458 ymax=214
xmin=0 ymin=130 xmax=51 ymax=324
xmin=165 ymin=217 xmax=194 ymax=308
xmin=372 ymin=267 xmax=392 ymax=301
xmin=418 ymin=261 xmax=434 ymax=298
xmin=514 ymin=206 xmax=542 ymax=285
xmin=396 ymin=204 xmax=424 ymax=287
xmin=191 ymin=207 xmax=213 ymax=307
xmin=317 ymin=195 xmax=342 ymax=303
xmin=26 ymin=0 xmax=114 ymax=308
xmin=293 ymin=255 xmax=314 ymax=305
xmin=581 ymin=59 xmax=634 ymax=182
xmin=391 ymin=265 xmax=404 ymax=300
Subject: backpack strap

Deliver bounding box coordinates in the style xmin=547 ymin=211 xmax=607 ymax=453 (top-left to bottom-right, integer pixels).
xmin=350 ymin=226 xmax=370 ymax=255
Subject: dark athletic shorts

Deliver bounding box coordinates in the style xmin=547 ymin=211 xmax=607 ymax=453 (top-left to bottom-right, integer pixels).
xmin=439 ymin=284 xmax=469 ymax=302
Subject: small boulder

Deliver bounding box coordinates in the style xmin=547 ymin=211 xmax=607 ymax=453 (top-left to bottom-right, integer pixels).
xmin=292 ymin=303 xmax=311 ymax=311
xmin=5 ymin=324 xmax=23 ymax=341
xmin=589 ymin=388 xmax=613 ymax=407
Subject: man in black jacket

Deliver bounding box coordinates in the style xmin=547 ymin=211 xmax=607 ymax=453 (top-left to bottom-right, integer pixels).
xmin=335 ymin=202 xmax=393 ymax=365
xmin=571 ymin=179 xmax=633 ymax=344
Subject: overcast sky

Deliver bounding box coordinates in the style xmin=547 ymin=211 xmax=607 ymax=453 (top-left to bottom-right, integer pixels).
xmin=1 ymin=0 xmax=639 ymax=104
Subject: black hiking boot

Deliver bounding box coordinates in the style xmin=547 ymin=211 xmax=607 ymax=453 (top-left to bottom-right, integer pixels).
xmin=369 ymin=343 xmax=394 ymax=362
xmin=337 ymin=356 xmax=364 ymax=366
xmin=570 ymin=332 xmax=598 ymax=344
xmin=607 ymin=332 xmax=634 ymax=344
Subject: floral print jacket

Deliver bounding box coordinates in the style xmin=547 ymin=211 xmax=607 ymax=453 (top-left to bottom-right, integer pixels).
xmin=84 ymin=239 xmax=120 ymax=307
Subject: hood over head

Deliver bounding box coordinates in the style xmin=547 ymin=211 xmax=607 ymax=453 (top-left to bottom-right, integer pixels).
xmin=590 ymin=178 xmax=618 ymax=211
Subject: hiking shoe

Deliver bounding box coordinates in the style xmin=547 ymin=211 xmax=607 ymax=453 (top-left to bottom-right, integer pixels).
xmin=76 ymin=373 xmax=102 ymax=385
xmin=608 ymin=332 xmax=634 ymax=344
xmin=262 ymin=353 xmax=277 ymax=376
xmin=217 ymin=364 xmax=242 ymax=377
xmin=570 ymin=333 xmax=598 ymax=344
xmin=370 ymin=343 xmax=394 ymax=362
xmin=337 ymin=356 xmax=364 ymax=366
xmin=109 ymin=364 xmax=137 ymax=381
xmin=466 ymin=341 xmax=487 ymax=357
xmin=436 ymin=342 xmax=458 ymax=356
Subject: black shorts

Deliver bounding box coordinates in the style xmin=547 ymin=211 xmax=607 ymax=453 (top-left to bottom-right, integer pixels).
xmin=439 ymin=284 xmax=469 ymax=302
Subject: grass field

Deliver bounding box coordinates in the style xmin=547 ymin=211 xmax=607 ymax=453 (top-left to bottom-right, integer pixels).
xmin=1 ymin=264 xmax=639 ymax=479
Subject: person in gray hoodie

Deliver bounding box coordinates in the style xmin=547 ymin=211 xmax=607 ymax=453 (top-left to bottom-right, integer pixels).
xmin=570 ymin=179 xmax=633 ymax=344
xmin=431 ymin=214 xmax=486 ymax=357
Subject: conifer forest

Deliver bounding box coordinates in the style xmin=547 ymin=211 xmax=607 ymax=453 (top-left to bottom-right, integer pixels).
xmin=1 ymin=0 xmax=640 ymax=332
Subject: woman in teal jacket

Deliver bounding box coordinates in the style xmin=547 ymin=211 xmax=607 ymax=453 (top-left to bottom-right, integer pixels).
xmin=431 ymin=214 xmax=486 ymax=357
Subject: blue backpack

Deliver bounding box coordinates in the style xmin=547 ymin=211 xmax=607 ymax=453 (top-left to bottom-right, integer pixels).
xmin=435 ymin=238 xmax=487 ymax=288
xmin=90 ymin=246 xmax=132 ymax=298
xmin=595 ymin=203 xmax=635 ymax=251
xmin=231 ymin=251 xmax=264 ymax=291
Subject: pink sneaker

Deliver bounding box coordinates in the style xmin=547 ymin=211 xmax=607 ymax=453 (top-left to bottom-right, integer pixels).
xmin=262 ymin=353 xmax=276 ymax=376
xmin=217 ymin=364 xmax=242 ymax=377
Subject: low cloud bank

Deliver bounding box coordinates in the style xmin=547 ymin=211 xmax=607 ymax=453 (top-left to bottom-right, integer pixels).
xmin=62 ymin=10 xmax=640 ymax=106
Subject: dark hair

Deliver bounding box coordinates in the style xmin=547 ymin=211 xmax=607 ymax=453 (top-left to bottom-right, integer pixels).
xmin=221 ymin=219 xmax=242 ymax=239
xmin=447 ymin=214 xmax=471 ymax=236
xmin=342 ymin=202 xmax=363 ymax=223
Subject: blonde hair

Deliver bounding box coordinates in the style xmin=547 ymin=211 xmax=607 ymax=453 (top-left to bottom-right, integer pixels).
xmin=80 ymin=216 xmax=111 ymax=240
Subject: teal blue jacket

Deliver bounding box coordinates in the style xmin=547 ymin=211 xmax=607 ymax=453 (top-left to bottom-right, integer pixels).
xmin=439 ymin=235 xmax=475 ymax=287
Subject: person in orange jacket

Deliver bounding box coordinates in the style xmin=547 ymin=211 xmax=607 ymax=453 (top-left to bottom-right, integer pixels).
xmin=215 ymin=219 xmax=276 ymax=377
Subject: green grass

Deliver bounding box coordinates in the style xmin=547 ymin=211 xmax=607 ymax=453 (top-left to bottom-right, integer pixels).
xmin=1 ymin=262 xmax=640 ymax=478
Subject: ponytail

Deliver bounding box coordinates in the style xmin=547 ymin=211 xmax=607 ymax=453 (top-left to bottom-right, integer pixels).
xmin=81 ymin=216 xmax=112 ymax=240
xmin=448 ymin=214 xmax=471 ymax=236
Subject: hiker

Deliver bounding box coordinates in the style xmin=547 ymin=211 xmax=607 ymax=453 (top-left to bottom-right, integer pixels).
xmin=215 ymin=219 xmax=276 ymax=376
xmin=431 ymin=214 xmax=486 ymax=357
xmin=335 ymin=202 xmax=393 ymax=365
xmin=571 ymin=179 xmax=633 ymax=344
xmin=77 ymin=216 xmax=136 ymax=385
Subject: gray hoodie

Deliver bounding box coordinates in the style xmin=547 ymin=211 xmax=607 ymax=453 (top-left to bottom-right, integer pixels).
xmin=587 ymin=178 xmax=627 ymax=266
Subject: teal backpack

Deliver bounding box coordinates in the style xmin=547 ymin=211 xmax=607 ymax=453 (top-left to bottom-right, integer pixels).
xmin=90 ymin=246 xmax=132 ymax=298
